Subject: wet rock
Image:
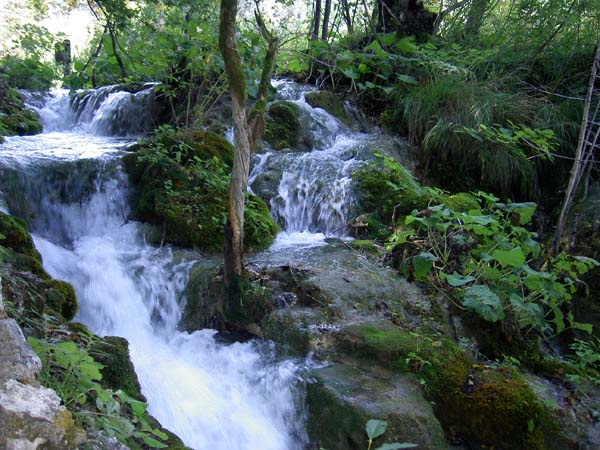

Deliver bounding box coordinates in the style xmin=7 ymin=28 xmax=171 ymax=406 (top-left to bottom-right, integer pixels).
xmin=304 ymin=91 xmax=349 ymax=125
xmin=306 ymin=363 xmax=448 ymax=450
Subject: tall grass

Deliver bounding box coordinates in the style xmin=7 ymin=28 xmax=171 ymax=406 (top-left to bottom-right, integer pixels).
xmin=391 ymin=75 xmax=570 ymax=200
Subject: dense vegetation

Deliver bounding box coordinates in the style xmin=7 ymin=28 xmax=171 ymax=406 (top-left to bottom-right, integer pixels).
xmin=1 ymin=0 xmax=599 ymax=448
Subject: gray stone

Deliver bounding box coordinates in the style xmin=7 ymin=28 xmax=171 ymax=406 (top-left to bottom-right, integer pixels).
xmin=0 ymin=318 xmax=42 ymax=384
xmin=306 ymin=363 xmax=449 ymax=450
xmin=0 ymin=379 xmax=85 ymax=449
xmin=85 ymin=432 xmax=131 ymax=450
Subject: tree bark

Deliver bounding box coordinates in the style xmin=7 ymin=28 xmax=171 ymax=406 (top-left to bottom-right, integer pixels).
xmin=219 ymin=0 xmax=279 ymax=306
xmin=321 ymin=0 xmax=332 ymax=41
xmin=219 ymin=0 xmax=251 ymax=304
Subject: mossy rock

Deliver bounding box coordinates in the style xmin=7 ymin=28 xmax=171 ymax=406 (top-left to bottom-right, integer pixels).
xmin=122 ymin=130 xmax=279 ymax=252
xmin=306 ymin=364 xmax=447 ymax=450
xmin=304 ymin=90 xmax=349 ymax=124
xmin=353 ymin=156 xmax=425 ymax=225
xmin=336 ymin=322 xmax=555 ymax=450
xmin=264 ymin=101 xmax=301 ymax=150
xmin=0 ymin=211 xmax=47 ymax=278
xmin=45 ymin=279 xmax=78 ymax=321
xmin=158 ymin=129 xmax=234 ymax=166
xmin=0 ymin=83 xmax=42 ymax=139
xmin=90 ymin=336 xmax=144 ymax=401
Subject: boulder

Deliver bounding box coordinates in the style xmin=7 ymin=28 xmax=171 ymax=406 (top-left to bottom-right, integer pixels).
xmin=0 ymin=318 xmax=41 ymax=385
xmin=0 ymin=379 xmax=84 ymax=450
xmin=307 ymin=364 xmax=448 ymax=450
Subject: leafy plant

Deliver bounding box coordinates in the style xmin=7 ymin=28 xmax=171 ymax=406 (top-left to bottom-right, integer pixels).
xmin=387 ymin=192 xmax=598 ymax=338
xmin=365 ymin=419 xmax=417 ymax=450
xmin=28 ymin=337 xmax=168 ymax=448
xmin=566 ymin=339 xmax=600 ymax=385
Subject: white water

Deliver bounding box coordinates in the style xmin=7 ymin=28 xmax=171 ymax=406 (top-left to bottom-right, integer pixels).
xmin=0 ymin=88 xmax=307 ymax=449
xmin=250 ymin=82 xmax=372 ymax=246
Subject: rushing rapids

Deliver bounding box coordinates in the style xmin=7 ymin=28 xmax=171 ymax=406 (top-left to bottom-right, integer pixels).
xmin=0 ymin=85 xmax=308 ymax=450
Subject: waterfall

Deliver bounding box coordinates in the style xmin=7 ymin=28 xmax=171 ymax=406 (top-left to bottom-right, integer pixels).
xmin=0 ymin=87 xmax=307 ymax=450
xmin=249 ymin=82 xmax=394 ymax=248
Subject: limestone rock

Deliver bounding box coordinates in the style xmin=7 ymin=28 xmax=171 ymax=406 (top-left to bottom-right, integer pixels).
xmin=0 ymin=318 xmax=41 ymax=384
xmin=0 ymin=379 xmax=85 ymax=449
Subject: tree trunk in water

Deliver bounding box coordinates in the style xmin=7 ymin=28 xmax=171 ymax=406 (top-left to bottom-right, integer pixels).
xmin=552 ymin=38 xmax=600 ymax=254
xmin=219 ymin=0 xmax=251 ymax=306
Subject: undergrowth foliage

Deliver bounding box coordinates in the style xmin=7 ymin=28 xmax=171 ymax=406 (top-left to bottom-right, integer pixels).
xmin=28 ymin=337 xmax=169 ymax=449
xmin=387 ymin=192 xmax=598 ymax=338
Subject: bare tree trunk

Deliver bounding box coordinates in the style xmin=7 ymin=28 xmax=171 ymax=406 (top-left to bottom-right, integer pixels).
xmin=108 ymin=24 xmax=127 ymax=80
xmin=219 ymin=0 xmax=251 ymax=304
xmin=321 ymin=0 xmax=332 ymax=41
xmin=312 ymin=0 xmax=322 ymax=40
xmin=340 ymin=0 xmax=354 ymax=33
xmin=552 ymin=38 xmax=600 ymax=254
xmin=219 ymin=0 xmax=279 ymax=306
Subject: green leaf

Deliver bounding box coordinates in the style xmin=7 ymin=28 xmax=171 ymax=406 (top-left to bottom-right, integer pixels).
xmin=492 ymin=247 xmax=525 ymax=268
xmin=365 ymin=419 xmax=387 ymax=440
xmin=462 ymin=285 xmax=505 ymax=322
xmin=375 ymin=444 xmax=418 ymax=450
xmin=412 ymin=252 xmax=437 ymax=281
xmin=396 ymin=74 xmax=418 ymax=85
xmin=528 ymin=419 xmax=535 ymax=433
xmin=442 ymin=272 xmax=476 ymax=287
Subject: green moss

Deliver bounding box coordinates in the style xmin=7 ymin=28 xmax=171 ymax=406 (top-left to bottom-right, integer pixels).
xmin=353 ymin=156 xmax=425 ymax=225
xmin=90 ymin=336 xmax=144 ymax=401
xmin=46 ymin=279 xmax=78 ymax=321
xmin=337 ymin=322 xmax=555 ymax=450
xmin=304 ymin=90 xmax=348 ymax=124
xmin=0 ymin=79 xmax=42 ymax=139
xmin=123 ymin=130 xmax=279 ymax=252
xmin=158 ymin=129 xmax=234 ymax=166
xmin=264 ymin=101 xmax=301 ymax=150
xmin=0 ymin=211 xmax=47 ymax=277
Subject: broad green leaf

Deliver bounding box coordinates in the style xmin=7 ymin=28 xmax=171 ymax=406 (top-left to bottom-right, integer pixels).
xmin=412 ymin=252 xmax=437 ymax=281
xmin=462 ymin=285 xmax=505 ymax=322
xmin=366 ymin=419 xmax=387 ymax=440
xmin=442 ymin=272 xmax=476 ymax=287
xmin=396 ymin=74 xmax=418 ymax=85
xmin=492 ymin=247 xmax=525 ymax=268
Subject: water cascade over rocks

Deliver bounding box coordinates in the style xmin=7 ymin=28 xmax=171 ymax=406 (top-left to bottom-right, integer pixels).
xmin=249 ymin=81 xmax=399 ymax=248
xmin=0 ymin=85 xmax=309 ymax=450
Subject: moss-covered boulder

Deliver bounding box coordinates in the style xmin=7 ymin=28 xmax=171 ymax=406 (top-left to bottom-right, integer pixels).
xmin=122 ymin=129 xmax=279 ymax=251
xmin=0 ymin=79 xmax=42 ymax=140
xmin=336 ymin=322 xmax=558 ymax=450
xmin=264 ymin=101 xmax=302 ymax=150
xmin=0 ymin=211 xmax=46 ymax=277
xmin=46 ymin=279 xmax=78 ymax=321
xmin=306 ymin=364 xmax=447 ymax=450
xmin=304 ymin=90 xmax=349 ymax=124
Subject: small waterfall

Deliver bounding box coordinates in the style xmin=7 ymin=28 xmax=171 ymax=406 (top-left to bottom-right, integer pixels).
xmin=250 ymin=82 xmax=378 ymax=246
xmin=1 ymin=86 xmax=308 ymax=449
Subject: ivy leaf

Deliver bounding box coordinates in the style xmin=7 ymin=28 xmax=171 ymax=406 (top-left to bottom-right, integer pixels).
xmin=462 ymin=285 xmax=505 ymax=322
xmin=366 ymin=419 xmax=387 ymax=440
xmin=492 ymin=247 xmax=525 ymax=268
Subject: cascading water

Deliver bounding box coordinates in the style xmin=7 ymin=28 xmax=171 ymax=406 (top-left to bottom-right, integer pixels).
xmin=249 ymin=81 xmax=397 ymax=248
xmin=0 ymin=87 xmax=307 ymax=449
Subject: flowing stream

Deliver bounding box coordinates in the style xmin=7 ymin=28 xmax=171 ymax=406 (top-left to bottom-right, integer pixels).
xmin=0 ymin=86 xmax=307 ymax=449
xmin=0 ymin=82 xmax=403 ymax=448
